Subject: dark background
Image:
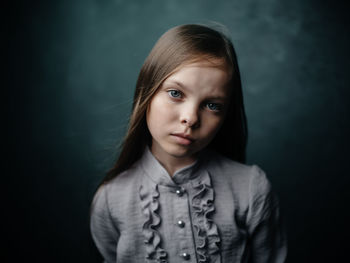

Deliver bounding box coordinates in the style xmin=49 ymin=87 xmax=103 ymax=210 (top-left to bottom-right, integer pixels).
xmin=6 ymin=0 xmax=350 ymax=262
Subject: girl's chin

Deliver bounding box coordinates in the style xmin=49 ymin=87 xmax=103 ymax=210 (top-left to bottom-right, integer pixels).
xmin=151 ymin=140 xmax=200 ymax=161
xmin=166 ymin=145 xmax=199 ymax=159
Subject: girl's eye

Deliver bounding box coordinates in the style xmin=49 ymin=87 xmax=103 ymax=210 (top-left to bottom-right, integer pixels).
xmin=206 ymin=102 xmax=222 ymax=111
xmin=168 ymin=90 xmax=182 ymax=98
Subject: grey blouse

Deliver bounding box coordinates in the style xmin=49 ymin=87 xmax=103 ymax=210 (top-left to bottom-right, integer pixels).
xmin=90 ymin=147 xmax=287 ymax=263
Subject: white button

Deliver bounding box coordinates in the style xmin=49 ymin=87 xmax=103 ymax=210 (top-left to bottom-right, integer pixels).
xmin=177 ymin=220 xmax=185 ymax=228
xmin=181 ymin=252 xmax=190 ymax=260
xmin=175 ymin=187 xmax=185 ymax=196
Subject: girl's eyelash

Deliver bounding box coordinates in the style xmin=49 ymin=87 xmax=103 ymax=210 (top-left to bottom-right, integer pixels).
xmin=167 ymin=89 xmax=182 ymax=98
xmin=167 ymin=89 xmax=223 ymax=112
xmin=206 ymin=102 xmax=223 ymax=112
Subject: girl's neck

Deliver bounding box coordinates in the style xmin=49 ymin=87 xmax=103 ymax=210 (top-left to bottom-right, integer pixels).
xmin=150 ymin=146 xmax=198 ymax=177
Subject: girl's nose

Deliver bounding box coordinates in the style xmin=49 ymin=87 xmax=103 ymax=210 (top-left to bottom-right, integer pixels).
xmin=180 ymin=106 xmax=200 ymax=128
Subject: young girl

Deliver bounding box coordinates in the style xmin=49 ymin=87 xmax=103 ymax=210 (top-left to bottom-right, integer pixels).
xmin=90 ymin=24 xmax=287 ymax=262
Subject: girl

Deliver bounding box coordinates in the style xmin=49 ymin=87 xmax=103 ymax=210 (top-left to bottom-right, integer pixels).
xmin=90 ymin=24 xmax=287 ymax=263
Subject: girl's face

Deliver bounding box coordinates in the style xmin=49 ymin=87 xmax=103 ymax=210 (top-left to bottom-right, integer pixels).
xmin=146 ymin=59 xmax=231 ymax=165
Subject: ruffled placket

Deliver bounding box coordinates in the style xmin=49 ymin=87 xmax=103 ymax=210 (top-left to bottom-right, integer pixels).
xmin=139 ymin=180 xmax=168 ymax=262
xmin=138 ymin=147 xmax=221 ymax=262
xmin=191 ymin=172 xmax=221 ymax=262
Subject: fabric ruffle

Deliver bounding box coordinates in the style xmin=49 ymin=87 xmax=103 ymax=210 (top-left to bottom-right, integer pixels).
xmin=139 ymin=182 xmax=168 ymax=262
xmin=191 ymin=173 xmax=221 ymax=262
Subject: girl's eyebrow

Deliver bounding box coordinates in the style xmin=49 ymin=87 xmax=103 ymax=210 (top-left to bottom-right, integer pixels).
xmin=166 ymin=80 xmax=228 ymax=101
xmin=165 ymin=80 xmax=187 ymax=89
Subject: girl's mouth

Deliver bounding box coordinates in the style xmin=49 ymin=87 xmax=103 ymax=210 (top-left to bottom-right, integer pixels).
xmin=171 ymin=133 xmax=195 ymax=145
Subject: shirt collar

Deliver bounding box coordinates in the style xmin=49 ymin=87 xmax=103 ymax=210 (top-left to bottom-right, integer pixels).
xmin=139 ymin=146 xmax=205 ymax=187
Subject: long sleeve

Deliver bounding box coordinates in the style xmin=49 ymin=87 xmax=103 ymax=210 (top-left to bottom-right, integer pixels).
xmin=90 ymin=185 xmax=120 ymax=263
xmin=246 ymin=165 xmax=288 ymax=263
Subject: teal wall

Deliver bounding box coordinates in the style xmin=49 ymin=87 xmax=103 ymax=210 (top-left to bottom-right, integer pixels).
xmin=7 ymin=0 xmax=349 ymax=262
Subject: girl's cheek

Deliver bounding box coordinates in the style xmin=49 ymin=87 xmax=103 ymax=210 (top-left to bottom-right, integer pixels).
xmin=157 ymin=93 xmax=173 ymax=106
xmin=151 ymin=95 xmax=178 ymax=119
xmin=206 ymin=115 xmax=225 ymax=132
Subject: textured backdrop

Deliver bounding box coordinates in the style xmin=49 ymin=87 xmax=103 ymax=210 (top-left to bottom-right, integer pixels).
xmin=7 ymin=0 xmax=349 ymax=262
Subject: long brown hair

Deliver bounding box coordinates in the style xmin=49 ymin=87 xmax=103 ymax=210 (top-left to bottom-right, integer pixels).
xmin=102 ymin=24 xmax=248 ymax=184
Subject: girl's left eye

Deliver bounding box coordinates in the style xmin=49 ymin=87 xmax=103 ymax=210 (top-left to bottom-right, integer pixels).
xmin=168 ymin=90 xmax=182 ymax=98
xmin=206 ymin=102 xmax=222 ymax=111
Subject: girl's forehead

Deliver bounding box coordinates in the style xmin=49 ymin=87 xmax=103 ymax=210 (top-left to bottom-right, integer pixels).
xmin=166 ymin=58 xmax=231 ymax=81
xmin=162 ymin=60 xmax=232 ymax=98
xmin=183 ymin=57 xmax=230 ymax=70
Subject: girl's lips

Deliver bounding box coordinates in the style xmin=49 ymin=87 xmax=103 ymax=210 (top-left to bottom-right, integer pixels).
xmin=171 ymin=133 xmax=194 ymax=145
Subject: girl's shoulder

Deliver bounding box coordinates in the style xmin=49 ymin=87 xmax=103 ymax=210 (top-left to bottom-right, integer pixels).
xmin=203 ymin=150 xmax=272 ymax=196
xmin=92 ymin=163 xmax=143 ymax=206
